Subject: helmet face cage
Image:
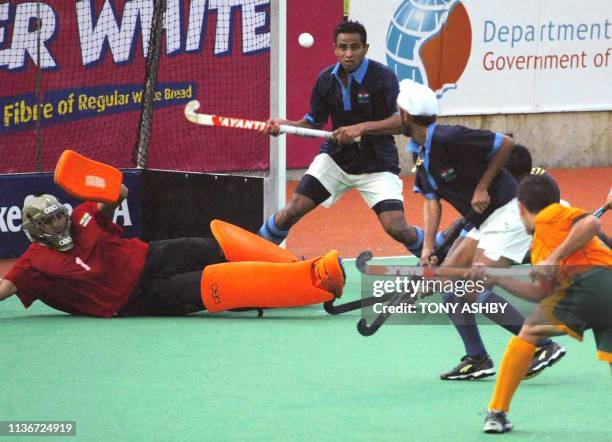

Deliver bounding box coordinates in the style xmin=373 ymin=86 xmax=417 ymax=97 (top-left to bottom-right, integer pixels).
xmin=22 ymin=195 xmax=73 ymax=251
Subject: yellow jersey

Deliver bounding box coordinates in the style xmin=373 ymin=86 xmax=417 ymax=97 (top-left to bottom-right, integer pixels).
xmin=531 ymin=203 xmax=612 ymax=266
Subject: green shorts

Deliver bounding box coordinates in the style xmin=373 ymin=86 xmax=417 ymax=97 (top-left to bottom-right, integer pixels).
xmin=549 ymin=268 xmax=612 ymax=363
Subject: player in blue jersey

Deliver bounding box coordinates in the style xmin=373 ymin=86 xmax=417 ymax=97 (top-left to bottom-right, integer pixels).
xmin=439 ymin=142 xmax=535 ymax=261
xmin=396 ymin=79 xmax=566 ymax=380
xmin=259 ymin=21 xmax=429 ymax=257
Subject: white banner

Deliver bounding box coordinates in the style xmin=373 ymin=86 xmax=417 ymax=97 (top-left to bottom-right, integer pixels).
xmin=350 ymin=0 xmax=612 ymax=115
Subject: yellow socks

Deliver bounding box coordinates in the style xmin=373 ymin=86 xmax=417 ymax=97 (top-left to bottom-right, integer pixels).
xmin=488 ymin=336 xmax=536 ymax=412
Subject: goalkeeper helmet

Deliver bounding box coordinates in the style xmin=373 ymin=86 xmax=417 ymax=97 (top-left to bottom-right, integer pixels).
xmin=22 ymin=194 xmax=73 ymax=251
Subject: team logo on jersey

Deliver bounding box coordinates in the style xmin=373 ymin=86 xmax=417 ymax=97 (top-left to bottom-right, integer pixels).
xmin=75 ymin=257 xmax=91 ymax=271
xmin=530 ymin=167 xmax=547 ymax=176
xmin=357 ymin=90 xmax=370 ymax=104
xmin=440 ymin=167 xmax=457 ymax=182
xmin=385 ymin=0 xmax=471 ymax=96
xmin=79 ymin=213 xmax=92 ymax=227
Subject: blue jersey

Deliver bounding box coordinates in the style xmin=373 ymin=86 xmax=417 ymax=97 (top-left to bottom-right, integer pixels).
xmin=410 ymin=124 xmax=517 ymax=227
xmin=305 ymin=58 xmax=400 ymax=175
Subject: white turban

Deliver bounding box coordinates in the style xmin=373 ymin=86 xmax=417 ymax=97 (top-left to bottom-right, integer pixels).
xmin=396 ymin=79 xmax=439 ymax=116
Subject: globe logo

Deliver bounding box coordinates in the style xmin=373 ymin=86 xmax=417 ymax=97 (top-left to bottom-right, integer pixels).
xmin=386 ymin=0 xmax=472 ymax=96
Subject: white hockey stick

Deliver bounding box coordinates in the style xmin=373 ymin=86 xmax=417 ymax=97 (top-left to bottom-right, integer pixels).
xmin=184 ymin=100 xmax=333 ymax=139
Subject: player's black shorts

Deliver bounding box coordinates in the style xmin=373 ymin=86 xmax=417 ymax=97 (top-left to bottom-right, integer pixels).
xmin=117 ymin=237 xmax=225 ymax=316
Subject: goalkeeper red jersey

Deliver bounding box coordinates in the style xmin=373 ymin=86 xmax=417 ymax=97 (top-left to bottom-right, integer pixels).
xmin=5 ymin=202 xmax=149 ymax=317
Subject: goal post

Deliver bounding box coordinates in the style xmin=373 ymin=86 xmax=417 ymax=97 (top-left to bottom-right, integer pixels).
xmin=265 ymin=0 xmax=287 ymax=223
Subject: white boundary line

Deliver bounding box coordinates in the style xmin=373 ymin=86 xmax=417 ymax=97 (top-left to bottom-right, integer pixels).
xmin=342 ymin=255 xmax=418 ymax=263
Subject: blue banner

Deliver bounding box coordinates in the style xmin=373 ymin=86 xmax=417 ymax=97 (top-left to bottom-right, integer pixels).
xmin=1 ymin=82 xmax=195 ymax=135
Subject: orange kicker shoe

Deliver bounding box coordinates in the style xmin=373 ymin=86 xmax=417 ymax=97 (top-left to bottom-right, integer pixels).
xmin=313 ymin=249 xmax=346 ymax=298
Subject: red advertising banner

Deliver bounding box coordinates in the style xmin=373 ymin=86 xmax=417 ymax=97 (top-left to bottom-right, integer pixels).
xmin=286 ymin=1 xmax=343 ymax=168
xmin=0 ymin=0 xmax=270 ymax=173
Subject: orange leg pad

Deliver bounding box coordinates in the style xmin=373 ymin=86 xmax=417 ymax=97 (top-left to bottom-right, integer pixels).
xmin=211 ymin=219 xmax=298 ymax=263
xmin=201 ymin=254 xmax=343 ymax=313
xmin=54 ymin=150 xmax=123 ymax=204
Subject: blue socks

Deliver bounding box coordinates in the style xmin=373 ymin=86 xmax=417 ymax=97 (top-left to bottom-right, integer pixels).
xmin=405 ymin=228 xmax=445 ymax=258
xmin=258 ymin=213 xmax=289 ymax=245
xmin=405 ymin=227 xmax=424 ymax=256
xmin=476 ymin=290 xmax=524 ymax=335
xmin=444 ymin=289 xmax=552 ymax=357
xmin=434 ymin=230 xmax=447 ymax=247
xmin=476 ymin=290 xmax=552 ymax=347
xmin=442 ymin=291 xmax=487 ymax=358
xmin=478 ymin=290 xmax=552 ymax=347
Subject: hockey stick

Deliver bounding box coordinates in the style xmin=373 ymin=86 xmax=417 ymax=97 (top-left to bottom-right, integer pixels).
xmin=322 ymin=249 xmax=408 ymax=315
xmin=593 ymin=204 xmax=609 ymax=219
xmin=355 ymin=212 xmax=509 ymax=337
xmin=591 ymin=204 xmax=610 ymax=247
xmin=323 ymin=291 xmax=396 ymax=315
xmin=356 ymin=253 xmax=532 ymax=279
xmin=429 ymin=211 xmax=477 ymax=262
xmin=356 ymin=290 xmax=412 ymax=336
xmin=340 ymin=217 xmax=473 ymax=327
xmin=356 ymin=212 xmax=475 ymax=278
xmin=354 ymin=252 xmax=537 ymax=336
xmin=355 ymin=252 xmax=422 ymax=336
xmin=357 ymin=202 xmax=609 ymax=335
xmin=185 ymin=100 xmax=333 ymax=139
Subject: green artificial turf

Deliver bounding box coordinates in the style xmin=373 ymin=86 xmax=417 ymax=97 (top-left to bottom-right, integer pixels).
xmin=2 ymin=258 xmax=610 ymax=441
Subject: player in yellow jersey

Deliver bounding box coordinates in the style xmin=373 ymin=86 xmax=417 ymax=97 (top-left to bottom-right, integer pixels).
xmin=470 ymin=174 xmax=612 ymax=433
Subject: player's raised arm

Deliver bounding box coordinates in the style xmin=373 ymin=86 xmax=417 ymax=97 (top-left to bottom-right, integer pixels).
xmin=97 ymin=183 xmax=128 ymax=218
xmin=472 ymin=136 xmax=514 ymax=213
xmin=467 ymin=268 xmax=552 ymax=303
xmin=0 ymin=278 xmax=17 ymax=301
xmin=263 ymin=66 xmax=330 ymax=137
xmin=333 ymin=113 xmax=403 ymax=144
xmin=334 ymin=59 xmax=401 ymax=143
xmin=535 ymin=214 xmax=601 ymax=270
xmin=420 ymin=198 xmax=442 ymax=265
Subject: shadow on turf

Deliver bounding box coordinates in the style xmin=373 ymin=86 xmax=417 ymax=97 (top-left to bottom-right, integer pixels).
xmin=1 ymin=310 xmax=349 ymax=322
xmin=0 ymin=314 xmax=93 ymax=322
xmin=190 ymin=311 xmax=344 ymax=321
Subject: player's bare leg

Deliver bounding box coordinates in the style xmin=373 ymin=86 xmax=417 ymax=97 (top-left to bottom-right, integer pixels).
xmin=259 ymin=173 xmax=330 ymax=245
xmin=436 ymin=217 xmax=471 ymax=259
xmin=274 ymin=193 xmax=317 ymax=230
xmin=442 ymin=236 xmax=478 ymax=267
xmin=377 ymin=209 xmax=419 ymax=245
xmin=465 ymin=250 xmax=513 ymax=302
xmin=259 ymin=193 xmax=317 ymax=244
